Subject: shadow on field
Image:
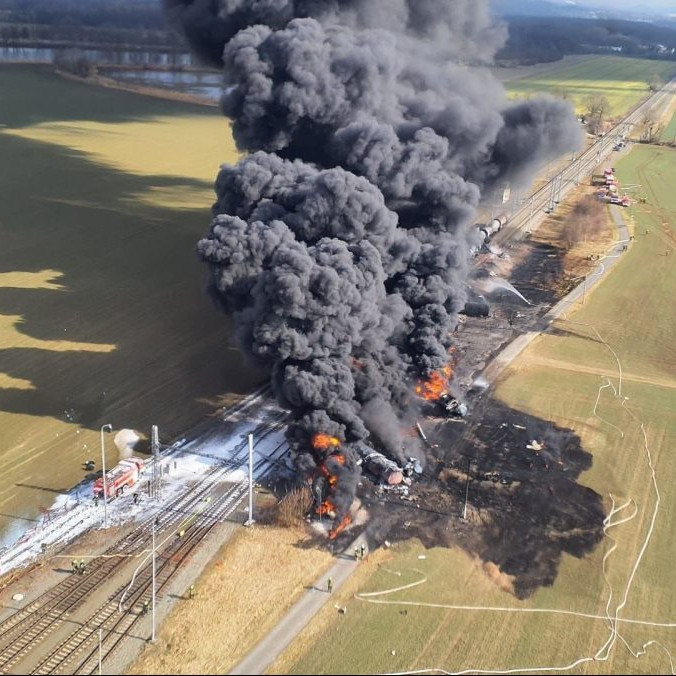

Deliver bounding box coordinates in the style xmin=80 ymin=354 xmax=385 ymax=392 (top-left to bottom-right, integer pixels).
xmin=0 ymin=130 xmax=262 ymax=440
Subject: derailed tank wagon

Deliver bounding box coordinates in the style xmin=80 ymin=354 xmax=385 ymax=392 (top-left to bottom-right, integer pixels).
xmin=355 ymin=442 xmax=404 ymax=485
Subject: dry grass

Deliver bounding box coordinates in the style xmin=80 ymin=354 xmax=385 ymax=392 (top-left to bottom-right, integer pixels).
xmin=526 ymin=185 xmax=616 ymax=289
xmin=274 ymin=485 xmax=315 ymax=528
xmin=560 ymin=195 xmax=607 ymax=250
xmin=126 ymin=523 xmax=334 ymax=675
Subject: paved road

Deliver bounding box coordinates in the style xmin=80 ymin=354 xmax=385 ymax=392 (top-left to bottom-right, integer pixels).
xmin=229 ymin=534 xmax=368 ymax=675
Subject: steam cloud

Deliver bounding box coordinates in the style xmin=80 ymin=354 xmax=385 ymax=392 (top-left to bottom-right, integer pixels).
xmin=164 ymin=0 xmax=582 ymax=518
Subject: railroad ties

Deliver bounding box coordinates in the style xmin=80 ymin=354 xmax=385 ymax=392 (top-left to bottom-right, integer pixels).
xmin=0 ymin=403 xmax=289 ymax=675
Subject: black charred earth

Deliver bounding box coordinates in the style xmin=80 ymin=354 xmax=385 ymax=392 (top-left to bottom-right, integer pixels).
xmin=363 ymin=400 xmax=604 ymax=600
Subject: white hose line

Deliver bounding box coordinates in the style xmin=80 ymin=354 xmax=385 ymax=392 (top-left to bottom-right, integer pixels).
xmin=373 ymin=329 xmax=674 ymax=675
xmin=597 ymin=422 xmax=664 ymax=663
xmin=592 ymin=378 xmax=625 ymax=438
xmin=359 ymin=597 xmax=676 ymax=629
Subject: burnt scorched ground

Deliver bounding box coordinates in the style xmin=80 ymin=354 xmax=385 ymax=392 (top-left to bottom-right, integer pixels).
xmin=358 ymin=396 xmax=604 ymax=599
xmin=355 ymin=399 xmax=605 ymax=599
xmin=332 ymin=231 xmax=606 ymax=598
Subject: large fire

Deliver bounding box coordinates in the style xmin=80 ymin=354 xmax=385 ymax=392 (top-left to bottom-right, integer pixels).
xmin=415 ymin=365 xmax=452 ymax=401
xmin=329 ymin=514 xmax=352 ymax=540
xmin=318 ymin=453 xmax=345 ymax=487
xmin=312 ymin=434 xmax=352 ymax=537
xmin=312 ymin=433 xmax=341 ymax=450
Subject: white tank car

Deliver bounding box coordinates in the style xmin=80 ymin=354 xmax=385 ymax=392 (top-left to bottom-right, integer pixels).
xmin=479 ymin=214 xmax=508 ymax=242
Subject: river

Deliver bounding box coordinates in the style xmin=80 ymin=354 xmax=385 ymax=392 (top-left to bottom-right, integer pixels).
xmin=0 ymin=45 xmax=195 ymax=67
xmin=0 ymin=45 xmax=222 ymax=100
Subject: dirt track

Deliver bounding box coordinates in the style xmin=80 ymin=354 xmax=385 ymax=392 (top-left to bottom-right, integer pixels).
xmin=517 ymin=353 xmax=676 ymax=392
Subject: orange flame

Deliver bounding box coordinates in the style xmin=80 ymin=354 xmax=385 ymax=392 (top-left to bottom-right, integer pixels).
xmin=316 ymin=499 xmax=337 ymax=517
xmin=319 ymin=453 xmax=345 ymax=487
xmin=329 ymin=514 xmax=352 ymax=540
xmin=312 ymin=433 xmax=341 ymax=450
xmin=312 ymin=437 xmax=350 ymax=538
xmin=415 ymin=366 xmax=452 ymax=401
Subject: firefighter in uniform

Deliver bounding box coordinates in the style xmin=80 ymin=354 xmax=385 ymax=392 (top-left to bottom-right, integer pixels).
xmin=71 ymin=559 xmax=78 ymax=574
xmin=327 ymin=576 xmax=334 ymax=594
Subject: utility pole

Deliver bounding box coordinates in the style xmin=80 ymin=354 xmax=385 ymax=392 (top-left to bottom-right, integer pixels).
xmin=556 ymin=174 xmax=564 ymax=203
xmin=462 ymin=459 xmax=471 ymax=520
xmin=151 ymin=519 xmax=156 ymax=642
xmin=98 ymin=627 xmax=102 ymax=675
xmin=582 ymin=275 xmax=587 ymax=305
xmin=151 ymin=425 xmax=159 ymax=501
xmin=315 ymin=481 xmax=323 ymax=526
xmin=548 ymin=176 xmax=557 ymax=212
xmin=528 ymin=196 xmax=534 ymax=233
xmin=246 ymin=434 xmax=255 ymax=526
xmin=100 ymin=424 xmax=112 ymax=529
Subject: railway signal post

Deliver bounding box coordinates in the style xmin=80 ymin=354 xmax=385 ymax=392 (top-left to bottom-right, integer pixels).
xmin=246 ymin=433 xmax=255 ymax=526
xmin=152 ymin=517 xmax=157 ymax=642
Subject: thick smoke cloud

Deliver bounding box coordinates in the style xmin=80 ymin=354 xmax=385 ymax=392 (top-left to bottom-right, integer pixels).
xmin=164 ymin=1 xmax=507 ymax=68
xmin=166 ymin=0 xmax=582 ymax=521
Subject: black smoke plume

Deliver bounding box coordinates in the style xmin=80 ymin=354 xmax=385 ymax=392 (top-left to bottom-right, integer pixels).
xmin=165 ymin=0 xmax=582 ymax=521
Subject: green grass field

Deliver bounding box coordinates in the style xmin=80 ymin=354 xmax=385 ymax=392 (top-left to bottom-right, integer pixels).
xmin=270 ymin=146 xmax=676 ymax=674
xmin=0 ymin=65 xmax=262 ymax=538
xmin=505 ymin=56 xmax=676 ymax=118
xmin=662 ymin=105 xmax=676 ymax=143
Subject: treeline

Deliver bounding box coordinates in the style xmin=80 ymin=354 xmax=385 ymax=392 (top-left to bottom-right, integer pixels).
xmin=498 ymin=17 xmax=676 ymax=65
xmin=0 ymin=23 xmax=174 ymax=49
xmin=0 ymin=0 xmax=163 ymax=30
xmin=0 ymin=0 xmax=172 ymax=48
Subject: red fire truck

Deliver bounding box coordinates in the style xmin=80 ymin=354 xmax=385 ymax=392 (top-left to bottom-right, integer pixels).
xmin=93 ymin=457 xmax=145 ymax=500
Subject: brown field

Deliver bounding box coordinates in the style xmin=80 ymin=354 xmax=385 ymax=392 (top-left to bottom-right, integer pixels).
xmin=127 ymin=522 xmax=334 ymax=675
xmin=0 ymin=65 xmax=263 ymax=541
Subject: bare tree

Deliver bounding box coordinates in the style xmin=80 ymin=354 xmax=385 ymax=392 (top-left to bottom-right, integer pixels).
xmin=562 ymin=195 xmax=605 ymax=250
xmin=649 ymin=74 xmax=663 ymax=92
xmin=53 ymin=48 xmax=97 ymax=78
xmin=639 ymin=112 xmax=664 ymax=143
xmin=584 ymin=94 xmax=609 ymax=135
xmin=274 ymin=485 xmax=313 ymax=527
xmin=552 ymin=86 xmax=572 ymax=102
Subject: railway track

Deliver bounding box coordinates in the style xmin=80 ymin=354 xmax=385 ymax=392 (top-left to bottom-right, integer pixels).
xmin=31 ymin=438 xmax=291 ymax=676
xmin=493 ymin=75 xmax=676 ymax=246
xmin=0 ymin=405 xmax=289 ymax=674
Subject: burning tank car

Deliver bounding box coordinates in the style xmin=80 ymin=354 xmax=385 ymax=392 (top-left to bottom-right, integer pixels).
xmin=438 ymin=393 xmax=469 ymax=418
